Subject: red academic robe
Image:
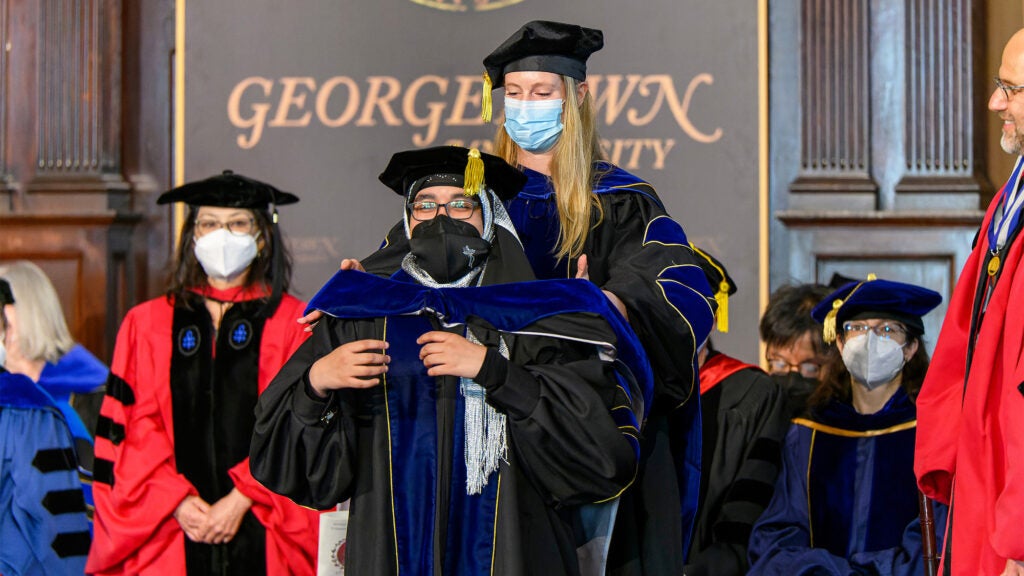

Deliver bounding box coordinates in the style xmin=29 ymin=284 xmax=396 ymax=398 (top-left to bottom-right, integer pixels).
xmin=87 ymin=286 xmax=319 ymax=576
xmin=915 ymin=176 xmax=1024 ymax=575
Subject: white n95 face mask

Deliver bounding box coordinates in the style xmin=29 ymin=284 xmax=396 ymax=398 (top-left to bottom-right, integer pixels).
xmin=193 ymin=228 xmax=258 ymax=281
xmin=841 ymin=332 xmax=906 ymax=390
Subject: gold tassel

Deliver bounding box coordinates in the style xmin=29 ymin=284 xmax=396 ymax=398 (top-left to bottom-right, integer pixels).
xmin=464 ymin=148 xmax=484 ymax=196
xmin=715 ymin=281 xmax=730 ymax=333
xmin=689 ymin=242 xmax=731 ymax=331
xmin=823 ymin=299 xmax=842 ymax=344
xmin=481 ymin=72 xmax=493 ymax=123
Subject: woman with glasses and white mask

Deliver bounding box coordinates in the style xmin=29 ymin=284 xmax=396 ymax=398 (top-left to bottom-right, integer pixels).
xmin=87 ymin=171 xmax=319 ymax=576
xmin=748 ymin=276 xmax=946 ymax=576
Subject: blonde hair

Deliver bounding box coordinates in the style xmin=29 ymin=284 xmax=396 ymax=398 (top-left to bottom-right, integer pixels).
xmin=494 ymin=75 xmax=606 ymax=260
xmin=0 ymin=260 xmax=75 ymax=363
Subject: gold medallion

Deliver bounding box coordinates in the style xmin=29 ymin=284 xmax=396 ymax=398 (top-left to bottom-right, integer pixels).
xmin=988 ymin=255 xmax=1001 ymax=277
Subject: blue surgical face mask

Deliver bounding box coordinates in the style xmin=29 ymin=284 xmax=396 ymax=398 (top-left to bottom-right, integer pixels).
xmin=503 ymin=97 xmax=564 ymax=153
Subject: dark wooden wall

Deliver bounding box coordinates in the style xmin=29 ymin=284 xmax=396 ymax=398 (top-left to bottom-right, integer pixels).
xmin=0 ymin=0 xmax=173 ymax=362
xmin=769 ymin=0 xmax=994 ymax=342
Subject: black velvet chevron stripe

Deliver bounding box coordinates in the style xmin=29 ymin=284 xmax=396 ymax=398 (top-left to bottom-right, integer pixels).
xmin=32 ymin=448 xmax=77 ymax=473
xmin=105 ymin=374 xmax=136 ymax=406
xmin=713 ymin=520 xmax=754 ymax=546
xmin=724 ymin=478 xmax=776 ymax=508
xmin=51 ymin=531 xmax=91 ymax=558
xmin=42 ymin=489 xmax=87 ymax=515
xmin=93 ymin=457 xmax=115 ymax=487
xmin=95 ymin=415 xmax=125 ymax=445
xmin=747 ymin=437 xmax=782 ymax=465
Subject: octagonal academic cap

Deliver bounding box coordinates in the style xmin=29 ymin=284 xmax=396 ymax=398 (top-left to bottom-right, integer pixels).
xmin=481 ymin=20 xmax=603 ymax=121
xmin=378 ymin=146 xmax=526 ymax=201
xmin=690 ymin=244 xmax=736 ymax=333
xmin=810 ymin=275 xmax=942 ymax=343
xmin=156 ymin=170 xmax=299 ymax=209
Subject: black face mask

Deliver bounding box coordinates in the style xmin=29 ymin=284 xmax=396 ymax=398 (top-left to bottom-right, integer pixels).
xmin=408 ymin=215 xmax=490 ymax=284
xmin=769 ymin=371 xmax=820 ymax=417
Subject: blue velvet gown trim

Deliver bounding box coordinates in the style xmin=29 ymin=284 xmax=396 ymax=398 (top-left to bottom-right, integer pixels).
xmin=0 ymin=371 xmax=91 ymax=576
xmin=799 ymin=389 xmax=919 ymax=557
xmin=378 ymin=315 xmax=435 ymax=574
xmin=444 ymin=374 xmax=498 ymax=576
xmin=0 ymin=370 xmax=63 ymax=412
xmin=507 ymin=163 xmax=662 ymax=280
xmin=37 ymin=344 xmax=107 ymax=445
xmin=360 ymin=312 xmax=500 ymax=575
xmin=307 ymin=270 xmax=654 ymax=418
xmin=38 ymin=344 xmax=109 ymax=399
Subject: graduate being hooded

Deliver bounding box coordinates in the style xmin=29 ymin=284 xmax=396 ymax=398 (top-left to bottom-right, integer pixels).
xmin=379 ymin=145 xmax=532 ymax=288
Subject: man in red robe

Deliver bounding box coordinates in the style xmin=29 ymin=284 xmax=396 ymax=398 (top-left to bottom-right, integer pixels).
xmin=915 ymin=28 xmax=1024 ymax=576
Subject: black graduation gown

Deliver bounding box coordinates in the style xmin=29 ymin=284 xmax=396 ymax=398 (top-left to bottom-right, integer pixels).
xmin=686 ymin=352 xmax=789 ymax=576
xmin=361 ymin=163 xmax=716 ymax=575
xmin=250 ymin=251 xmax=651 ymax=575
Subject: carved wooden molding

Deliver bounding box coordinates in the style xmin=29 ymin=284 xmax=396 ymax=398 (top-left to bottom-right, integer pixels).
xmin=776 ymin=209 xmax=985 ymax=227
xmin=896 ymin=0 xmax=986 ymax=195
xmin=29 ymin=0 xmax=126 ymax=195
xmin=792 ymin=0 xmax=878 ymax=195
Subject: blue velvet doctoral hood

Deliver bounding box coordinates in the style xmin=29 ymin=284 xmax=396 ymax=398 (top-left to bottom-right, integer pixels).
xmin=307 ymin=270 xmax=655 ymax=417
xmin=0 ymin=369 xmax=62 ymax=412
xmin=37 ymin=344 xmax=108 ymax=399
xmin=517 ymin=162 xmax=662 ymax=206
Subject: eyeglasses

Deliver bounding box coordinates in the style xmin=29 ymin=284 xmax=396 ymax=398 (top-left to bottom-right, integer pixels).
xmin=766 ymin=357 xmax=822 ymax=379
xmin=408 ymin=199 xmax=480 ymax=221
xmin=194 ymin=217 xmax=255 ymax=237
xmin=842 ymin=321 xmax=908 ymax=343
xmin=994 ymin=77 xmax=1024 ymax=101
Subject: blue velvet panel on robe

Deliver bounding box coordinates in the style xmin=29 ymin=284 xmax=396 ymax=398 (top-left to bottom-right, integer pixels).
xmin=747 ymin=388 xmax=941 ymax=576
xmin=805 ymin=390 xmax=919 ymax=557
xmin=506 ymin=163 xmax=662 ymax=280
xmin=309 ymin=271 xmax=652 ymax=574
xmin=0 ymin=371 xmax=91 ymax=576
xmin=36 ymin=344 xmax=109 ymax=513
xmin=307 ymin=270 xmax=653 ymax=419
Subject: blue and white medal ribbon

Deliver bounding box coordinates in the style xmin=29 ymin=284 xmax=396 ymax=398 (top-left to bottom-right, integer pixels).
xmin=986 ymin=155 xmax=1024 ymax=276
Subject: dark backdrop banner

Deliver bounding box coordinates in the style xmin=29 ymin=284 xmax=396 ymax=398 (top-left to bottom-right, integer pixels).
xmin=184 ymin=0 xmax=761 ymax=359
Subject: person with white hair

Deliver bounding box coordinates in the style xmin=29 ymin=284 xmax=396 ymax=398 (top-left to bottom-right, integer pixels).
xmin=0 ymin=277 xmax=92 ymax=575
xmin=0 ymin=260 xmax=108 ymax=510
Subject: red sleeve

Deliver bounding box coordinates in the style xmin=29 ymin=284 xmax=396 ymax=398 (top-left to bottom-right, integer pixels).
xmin=257 ymin=294 xmax=311 ymax=391
xmin=991 ymin=283 xmax=1024 ymax=561
xmin=87 ymin=300 xmax=195 ymax=574
xmin=915 ymin=198 xmax=997 ymax=506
